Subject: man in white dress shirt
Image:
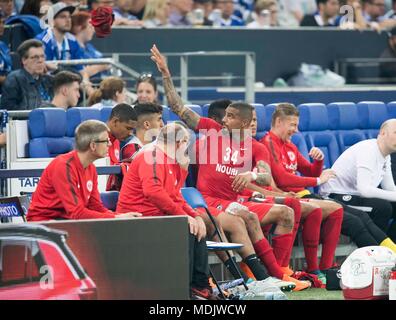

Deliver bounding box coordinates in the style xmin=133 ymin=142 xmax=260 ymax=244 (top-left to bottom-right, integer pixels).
xmin=320 ymin=119 xmax=396 ymax=240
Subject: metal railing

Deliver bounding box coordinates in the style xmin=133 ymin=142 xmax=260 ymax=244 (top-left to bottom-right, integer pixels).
xmin=105 ymin=51 xmax=256 ymax=104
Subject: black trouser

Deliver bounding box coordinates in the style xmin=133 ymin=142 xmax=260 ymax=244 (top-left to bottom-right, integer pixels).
xmin=189 ymin=233 xmax=210 ymax=290
xmin=329 ymin=194 xmax=391 ymax=245
xmin=302 ymin=194 xmax=388 ymax=247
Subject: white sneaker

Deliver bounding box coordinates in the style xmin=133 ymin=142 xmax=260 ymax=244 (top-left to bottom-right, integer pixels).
xmin=260 ymin=277 xmax=296 ymax=292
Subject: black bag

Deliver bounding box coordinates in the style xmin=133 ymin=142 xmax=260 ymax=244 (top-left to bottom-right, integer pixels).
xmin=325 ymin=267 xmax=342 ymax=291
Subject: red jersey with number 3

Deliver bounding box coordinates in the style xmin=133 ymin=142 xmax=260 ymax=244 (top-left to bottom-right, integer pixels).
xmin=195 ymin=117 xmax=270 ymax=200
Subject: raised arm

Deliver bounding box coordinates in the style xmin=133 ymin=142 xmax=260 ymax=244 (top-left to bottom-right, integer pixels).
xmin=150 ymin=44 xmax=201 ymax=130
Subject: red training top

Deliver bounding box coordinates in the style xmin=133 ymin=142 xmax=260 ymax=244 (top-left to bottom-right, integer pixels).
xmin=27 ymin=151 xmax=115 ymax=221
xmin=116 ymin=145 xmax=198 ymax=217
xmin=260 ymin=131 xmax=323 ymax=192
xmin=195 ymin=117 xmax=270 ymax=200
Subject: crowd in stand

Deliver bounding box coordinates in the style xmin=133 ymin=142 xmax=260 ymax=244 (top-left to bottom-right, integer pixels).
xmin=3 ymin=0 xmax=396 ymax=29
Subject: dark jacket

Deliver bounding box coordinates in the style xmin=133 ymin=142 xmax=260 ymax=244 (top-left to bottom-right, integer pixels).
xmin=0 ymin=68 xmax=53 ymax=110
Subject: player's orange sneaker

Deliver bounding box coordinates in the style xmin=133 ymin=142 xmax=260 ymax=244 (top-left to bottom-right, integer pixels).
xmin=280 ymin=266 xmax=294 ymax=276
xmin=282 ymin=274 xmax=311 ymax=292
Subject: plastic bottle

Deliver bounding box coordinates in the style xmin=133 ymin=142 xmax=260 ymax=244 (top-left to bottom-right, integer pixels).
xmin=389 ymin=264 xmax=396 ymax=300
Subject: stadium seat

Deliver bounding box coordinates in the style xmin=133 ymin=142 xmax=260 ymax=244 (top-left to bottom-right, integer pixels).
xmin=161 ymin=105 xmax=170 ymax=123
xmin=254 ymin=104 xmax=267 ymax=140
xmin=167 ymin=104 xmax=202 ymax=122
xmin=66 ymin=107 xmax=101 ymax=137
xmin=100 ymin=106 xmax=113 ymax=123
xmin=327 ymin=102 xmax=366 ymax=152
xmin=387 ymin=101 xmax=396 ymax=119
xmin=357 ymin=101 xmax=389 ymax=138
xmin=264 ymin=103 xmax=277 ymax=131
xmin=291 ymin=132 xmax=309 ymax=160
xmin=100 ymin=191 xmax=119 ymax=211
xmin=298 ymin=103 xmax=339 ymax=168
xmin=202 ymin=104 xmax=209 ymax=117
xmin=28 ymin=108 xmax=73 ymax=158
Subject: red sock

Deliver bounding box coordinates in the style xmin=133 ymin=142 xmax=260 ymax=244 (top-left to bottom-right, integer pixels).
xmin=272 ymin=233 xmax=293 ymax=266
xmin=320 ymin=208 xmax=343 ymax=270
xmin=253 ymin=238 xmax=284 ymax=279
xmin=281 ymin=197 xmax=302 ymax=267
xmin=302 ymin=207 xmax=322 ymax=272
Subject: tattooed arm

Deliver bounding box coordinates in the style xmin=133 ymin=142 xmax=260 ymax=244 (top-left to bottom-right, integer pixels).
xmin=254 ymin=160 xmax=272 ymax=186
xmin=150 ymin=45 xmax=201 ymax=130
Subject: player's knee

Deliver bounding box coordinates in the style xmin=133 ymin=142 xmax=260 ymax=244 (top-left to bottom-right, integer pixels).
xmin=278 ymin=206 xmax=294 ymax=227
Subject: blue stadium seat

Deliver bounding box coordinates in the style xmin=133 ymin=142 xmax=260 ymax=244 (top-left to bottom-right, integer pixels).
xmin=100 ymin=191 xmax=119 ymax=211
xmin=254 ymin=104 xmax=267 ymax=140
xmin=168 ymin=104 xmax=202 ymax=122
xmin=66 ymin=107 xmax=101 ymax=137
xmin=357 ymin=101 xmax=389 ymax=138
xmin=181 ymin=187 xmax=208 ymax=209
xmin=264 ymin=103 xmax=277 ymax=131
xmin=291 ymin=132 xmax=309 ymax=160
xmin=202 ymin=104 xmax=209 ymax=117
xmin=28 ymin=108 xmax=73 ymax=158
xmin=100 ymin=106 xmax=113 ymax=123
xmin=387 ymin=101 xmax=396 ymax=119
xmin=327 ymin=102 xmax=366 ymax=152
xmin=298 ymin=103 xmax=339 ymax=168
xmin=161 ymin=105 xmax=170 ymax=123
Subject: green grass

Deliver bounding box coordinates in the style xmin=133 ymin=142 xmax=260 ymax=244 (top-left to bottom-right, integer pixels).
xmin=285 ymin=288 xmax=344 ymax=300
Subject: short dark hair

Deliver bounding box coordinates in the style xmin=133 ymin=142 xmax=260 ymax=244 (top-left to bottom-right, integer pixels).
xmin=17 ymin=39 xmax=44 ymax=60
xmin=316 ymin=0 xmax=330 ymax=5
xmin=271 ymin=103 xmax=299 ymax=127
xmin=53 ymin=71 xmax=82 ymax=93
xmin=134 ymin=102 xmax=163 ymax=119
xmin=228 ymin=102 xmax=254 ymax=122
xmin=109 ymin=103 xmax=137 ymax=122
xmin=208 ymin=99 xmax=232 ymax=121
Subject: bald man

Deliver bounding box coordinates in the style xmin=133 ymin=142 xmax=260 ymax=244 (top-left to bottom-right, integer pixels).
xmin=320 ymin=119 xmax=396 ymax=241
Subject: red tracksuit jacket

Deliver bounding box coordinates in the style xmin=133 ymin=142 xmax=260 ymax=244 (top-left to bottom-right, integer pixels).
xmin=260 ymin=131 xmax=323 ymax=192
xmin=117 ymin=144 xmax=198 ymax=217
xmin=27 ymin=151 xmax=115 ymax=221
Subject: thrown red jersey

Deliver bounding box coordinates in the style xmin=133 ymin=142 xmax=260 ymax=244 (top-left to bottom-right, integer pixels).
xmin=117 ymin=144 xmax=198 ymax=217
xmin=195 ymin=117 xmax=270 ymax=201
xmin=260 ymin=131 xmax=323 ymax=192
xmin=27 ymin=151 xmax=115 ymax=221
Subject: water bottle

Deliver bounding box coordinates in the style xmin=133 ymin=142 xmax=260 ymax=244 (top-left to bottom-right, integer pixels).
xmin=211 ymin=9 xmax=222 ymax=27
xmin=260 ymin=9 xmax=271 ymax=28
xmin=192 ymin=8 xmax=204 ymax=26
xmin=389 ymin=264 xmax=396 ymax=300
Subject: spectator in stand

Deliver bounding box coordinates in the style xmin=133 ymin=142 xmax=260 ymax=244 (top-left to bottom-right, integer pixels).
xmin=247 ymin=0 xmax=279 ymax=28
xmin=380 ymin=26 xmax=396 ymax=79
xmin=0 ymin=0 xmax=15 ymax=19
xmin=193 ymin=0 xmax=214 ymax=25
xmin=134 ymin=73 xmax=158 ymax=104
xmin=169 ymin=0 xmax=193 ymax=26
xmin=20 ymin=0 xmax=53 ymax=18
xmin=212 ymin=0 xmax=244 ymax=26
xmin=142 ymin=0 xmax=171 ymax=27
xmin=384 ymin=0 xmax=396 ymax=18
xmin=45 ymin=70 xmax=81 ymax=109
xmin=113 ymin=0 xmax=144 ymax=26
xmin=129 ymin=0 xmax=147 ymax=19
xmin=88 ymin=0 xmax=115 ymax=10
xmin=300 ymin=0 xmax=340 ymax=26
xmin=35 ymin=2 xmax=86 ymax=74
xmin=278 ymin=0 xmax=317 ymax=27
xmin=27 ymin=119 xmax=142 ymax=221
xmin=71 ymin=11 xmax=110 ymax=78
xmin=336 ymin=0 xmax=367 ymax=30
xmin=0 ymin=39 xmax=53 ymax=110
xmin=362 ymin=0 xmax=396 ymax=30
xmin=88 ymin=76 xmax=127 ymax=107
xmin=233 ymin=0 xmax=254 ymax=21
xmin=0 ymin=10 xmax=12 ymax=91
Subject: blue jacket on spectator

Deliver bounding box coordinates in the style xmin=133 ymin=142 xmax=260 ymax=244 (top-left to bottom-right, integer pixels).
xmin=0 ymin=68 xmax=53 ymax=110
xmin=221 ymin=15 xmax=245 ymax=26
xmin=0 ymin=40 xmax=11 ymax=76
xmin=35 ymin=28 xmax=84 ymax=71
